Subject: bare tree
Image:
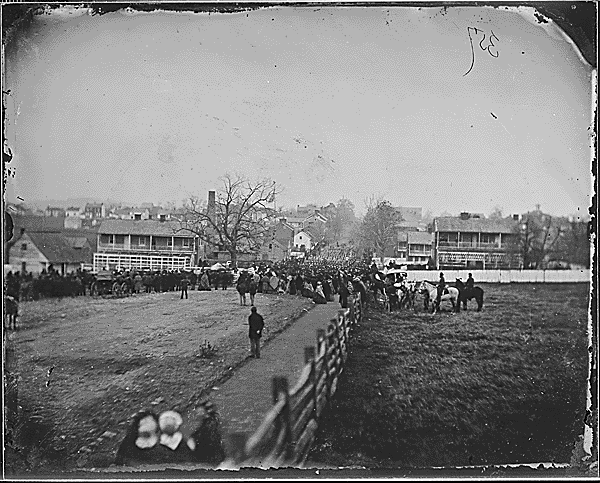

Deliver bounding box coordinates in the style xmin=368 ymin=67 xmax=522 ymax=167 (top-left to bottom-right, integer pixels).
xmin=175 ymin=174 xmax=280 ymax=269
xmin=488 ymin=206 xmax=504 ymax=219
xmin=509 ymin=212 xmax=567 ymax=269
xmin=354 ymin=197 xmax=402 ymax=262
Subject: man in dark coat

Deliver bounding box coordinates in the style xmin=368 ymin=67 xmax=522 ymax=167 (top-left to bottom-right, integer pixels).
xmin=180 ymin=276 xmax=189 ymax=299
xmin=466 ymin=273 xmax=475 ymax=289
xmin=248 ymin=307 xmax=265 ymax=358
xmin=436 ymin=272 xmax=446 ymax=306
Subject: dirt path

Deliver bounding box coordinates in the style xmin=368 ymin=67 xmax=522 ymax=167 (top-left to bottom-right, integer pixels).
xmin=6 ymin=289 xmax=314 ymax=474
xmin=210 ymin=298 xmax=343 ymax=445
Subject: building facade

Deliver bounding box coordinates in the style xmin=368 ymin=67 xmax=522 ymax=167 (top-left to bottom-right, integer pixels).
xmin=94 ymin=219 xmax=197 ymax=271
xmin=293 ymin=230 xmax=313 ymax=252
xmin=84 ymin=203 xmax=106 ymax=219
xmin=8 ymin=231 xmax=93 ymax=275
xmin=433 ymin=214 xmax=520 ymax=269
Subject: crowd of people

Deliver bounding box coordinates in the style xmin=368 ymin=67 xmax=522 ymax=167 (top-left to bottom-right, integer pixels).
xmin=3 ymin=266 xmax=239 ymax=301
xmin=232 ymin=257 xmax=372 ymax=309
xmin=5 ymin=268 xmax=92 ymax=301
xmin=4 ymin=255 xmax=381 ymax=308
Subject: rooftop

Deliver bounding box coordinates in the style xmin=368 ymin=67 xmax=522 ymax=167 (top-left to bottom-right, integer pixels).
xmin=434 ymin=217 xmax=517 ymax=234
xmin=97 ymin=219 xmax=191 ymax=237
xmin=22 ymin=232 xmax=92 ymax=264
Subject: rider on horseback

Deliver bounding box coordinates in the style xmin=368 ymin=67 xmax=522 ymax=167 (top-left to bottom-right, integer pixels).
xmin=436 ymin=272 xmax=446 ymax=307
xmin=466 ymin=273 xmax=474 ymax=289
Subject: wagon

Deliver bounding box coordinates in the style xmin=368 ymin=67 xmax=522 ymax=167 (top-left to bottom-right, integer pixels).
xmin=90 ymin=270 xmax=130 ymax=297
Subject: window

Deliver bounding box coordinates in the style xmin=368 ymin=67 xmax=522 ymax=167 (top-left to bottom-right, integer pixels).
xmin=21 ymin=243 xmax=27 ymax=251
xmin=167 ymin=238 xmax=173 ymax=247
xmin=182 ymin=238 xmax=190 ymax=247
xmin=480 ymin=233 xmax=497 ymax=245
xmin=438 ymin=233 xmax=457 ymax=245
xmin=115 ymin=235 xmax=125 ymax=244
xmin=131 ymin=236 xmax=147 ymax=246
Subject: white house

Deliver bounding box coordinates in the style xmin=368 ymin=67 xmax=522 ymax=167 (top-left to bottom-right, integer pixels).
xmin=65 ymin=206 xmax=82 ymax=218
xmin=293 ymin=230 xmax=313 ymax=251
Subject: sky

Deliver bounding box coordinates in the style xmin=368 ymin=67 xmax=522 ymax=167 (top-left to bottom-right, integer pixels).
xmin=3 ymin=5 xmax=595 ymax=218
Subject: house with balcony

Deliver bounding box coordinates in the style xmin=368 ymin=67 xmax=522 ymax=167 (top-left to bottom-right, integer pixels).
xmin=94 ymin=219 xmax=197 ymax=271
xmin=433 ymin=213 xmax=520 ymax=269
xmin=392 ymin=231 xmax=434 ymax=267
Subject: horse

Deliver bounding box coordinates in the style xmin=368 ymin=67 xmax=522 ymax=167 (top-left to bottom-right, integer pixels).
xmin=399 ymin=281 xmax=418 ymax=310
xmin=454 ymin=279 xmax=484 ymax=312
xmin=4 ymin=295 xmax=19 ymax=330
xmin=364 ymin=272 xmax=386 ymax=305
xmin=248 ymin=277 xmax=258 ymax=306
xmin=236 ymin=273 xmax=250 ymax=306
xmin=418 ymin=280 xmax=459 ymax=314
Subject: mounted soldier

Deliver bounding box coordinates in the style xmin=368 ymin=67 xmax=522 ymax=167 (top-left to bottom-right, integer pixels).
xmin=436 ymin=272 xmax=446 ymax=308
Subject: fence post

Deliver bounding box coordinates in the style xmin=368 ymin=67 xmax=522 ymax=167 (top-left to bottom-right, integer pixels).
xmin=305 ymin=346 xmax=317 ymax=424
xmin=331 ymin=321 xmax=341 ymax=386
xmin=272 ymin=376 xmax=292 ymax=462
xmin=317 ymin=328 xmax=329 ymax=407
xmin=338 ymin=309 xmax=347 ymax=361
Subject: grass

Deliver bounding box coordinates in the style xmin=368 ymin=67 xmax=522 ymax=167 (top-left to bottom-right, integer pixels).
xmin=307 ymin=283 xmax=590 ymax=468
xmin=4 ymin=289 xmax=314 ymax=474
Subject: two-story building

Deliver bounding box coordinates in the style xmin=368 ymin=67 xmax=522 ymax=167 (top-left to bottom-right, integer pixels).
xmin=45 ymin=206 xmax=66 ymax=217
xmin=433 ymin=213 xmax=520 ymax=269
xmin=84 ymin=203 xmax=106 ymax=220
xmin=94 ymin=219 xmax=197 ymax=271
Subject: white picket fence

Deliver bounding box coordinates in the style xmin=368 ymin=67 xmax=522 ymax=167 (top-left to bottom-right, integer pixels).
xmin=403 ymin=269 xmax=590 ymax=284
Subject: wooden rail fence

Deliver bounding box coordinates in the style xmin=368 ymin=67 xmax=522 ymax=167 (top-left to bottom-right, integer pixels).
xmin=223 ymin=293 xmax=363 ymax=468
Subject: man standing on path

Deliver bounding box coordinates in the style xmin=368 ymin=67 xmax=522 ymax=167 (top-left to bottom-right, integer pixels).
xmin=248 ymin=306 xmax=264 ymax=358
xmin=180 ymin=275 xmax=189 ymax=299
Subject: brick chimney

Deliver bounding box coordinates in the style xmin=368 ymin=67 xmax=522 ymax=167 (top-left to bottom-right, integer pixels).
xmin=208 ymin=191 xmax=216 ymax=219
xmin=460 ymin=212 xmax=470 ymax=220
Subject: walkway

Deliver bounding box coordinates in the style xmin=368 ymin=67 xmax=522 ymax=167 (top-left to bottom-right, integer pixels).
xmin=209 ymin=296 xmax=343 ymax=454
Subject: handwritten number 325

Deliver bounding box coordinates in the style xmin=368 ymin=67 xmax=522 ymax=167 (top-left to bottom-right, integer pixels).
xmin=464 ymin=27 xmax=499 ymax=76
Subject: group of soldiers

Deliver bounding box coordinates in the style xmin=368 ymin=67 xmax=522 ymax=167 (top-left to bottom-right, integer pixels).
xmin=235 ymin=257 xmax=371 ymax=307
xmin=3 ymin=267 xmax=240 ymax=301
xmin=5 ymin=268 xmax=93 ymax=301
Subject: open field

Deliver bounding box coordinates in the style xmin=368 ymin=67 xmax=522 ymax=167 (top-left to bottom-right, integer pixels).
xmin=4 ymin=289 xmax=314 ymax=474
xmin=307 ymin=283 xmax=590 ymax=468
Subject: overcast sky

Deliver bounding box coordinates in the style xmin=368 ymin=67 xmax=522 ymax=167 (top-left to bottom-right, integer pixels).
xmin=4 ymin=5 xmax=594 ymax=218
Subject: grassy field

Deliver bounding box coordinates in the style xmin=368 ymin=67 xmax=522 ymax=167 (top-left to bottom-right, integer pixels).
xmin=4 ymin=289 xmax=314 ymax=474
xmin=307 ymin=283 xmax=590 ymax=468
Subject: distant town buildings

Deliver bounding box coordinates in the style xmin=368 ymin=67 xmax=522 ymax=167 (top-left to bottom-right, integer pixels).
xmin=4 ymin=197 xmax=587 ymax=272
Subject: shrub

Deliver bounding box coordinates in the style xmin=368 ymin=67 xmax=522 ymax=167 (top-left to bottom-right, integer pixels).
xmin=198 ymin=340 xmax=218 ymax=359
